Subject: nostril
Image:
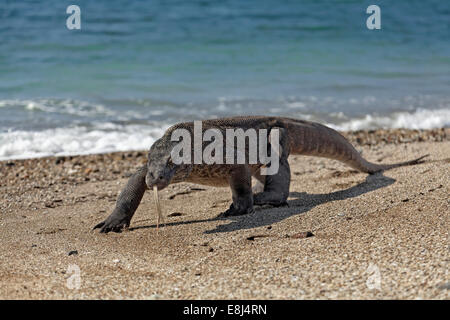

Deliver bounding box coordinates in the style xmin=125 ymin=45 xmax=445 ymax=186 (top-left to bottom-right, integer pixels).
xmin=158 ymin=175 xmax=163 ymax=180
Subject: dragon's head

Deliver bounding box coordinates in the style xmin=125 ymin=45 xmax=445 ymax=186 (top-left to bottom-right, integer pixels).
xmin=145 ymin=135 xmax=192 ymax=190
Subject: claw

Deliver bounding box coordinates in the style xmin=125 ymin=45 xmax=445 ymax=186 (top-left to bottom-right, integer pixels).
xmin=93 ymin=222 xmax=105 ymax=230
xmin=93 ymin=217 xmax=129 ymax=234
xmin=218 ymin=204 xmax=254 ymax=217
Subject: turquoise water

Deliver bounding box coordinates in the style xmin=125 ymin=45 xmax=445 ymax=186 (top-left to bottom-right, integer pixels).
xmin=0 ymin=0 xmax=449 ymax=159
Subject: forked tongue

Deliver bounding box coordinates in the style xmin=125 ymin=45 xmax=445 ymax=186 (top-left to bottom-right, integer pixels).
xmin=153 ymin=186 xmax=164 ymax=232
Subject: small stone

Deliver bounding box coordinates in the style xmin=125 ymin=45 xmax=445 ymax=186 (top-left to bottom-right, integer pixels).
xmin=246 ymin=234 xmax=270 ymax=241
xmin=291 ymin=231 xmax=315 ymax=239
xmin=68 ymin=250 xmax=78 ymax=256
xmin=55 ymin=157 xmax=65 ymax=164
xmin=168 ymin=212 xmax=183 ymax=217
xmin=44 ymin=202 xmax=56 ymax=208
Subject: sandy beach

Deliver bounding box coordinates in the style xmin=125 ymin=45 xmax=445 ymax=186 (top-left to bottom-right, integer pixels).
xmin=0 ymin=128 xmax=448 ymax=299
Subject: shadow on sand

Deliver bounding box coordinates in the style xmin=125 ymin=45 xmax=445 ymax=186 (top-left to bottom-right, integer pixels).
xmin=129 ymin=172 xmax=395 ymax=234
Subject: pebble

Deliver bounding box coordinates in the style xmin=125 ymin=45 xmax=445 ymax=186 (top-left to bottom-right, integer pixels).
xmin=168 ymin=212 xmax=183 ymax=217
xmin=291 ymin=231 xmax=315 ymax=239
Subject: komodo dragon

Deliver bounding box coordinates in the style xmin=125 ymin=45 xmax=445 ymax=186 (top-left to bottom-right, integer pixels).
xmin=94 ymin=116 xmax=427 ymax=233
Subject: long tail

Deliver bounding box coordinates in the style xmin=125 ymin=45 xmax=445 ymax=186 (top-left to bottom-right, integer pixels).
xmin=283 ymin=118 xmax=429 ymax=174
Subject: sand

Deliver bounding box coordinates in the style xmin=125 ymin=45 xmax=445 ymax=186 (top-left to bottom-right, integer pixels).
xmin=0 ymin=128 xmax=448 ymax=299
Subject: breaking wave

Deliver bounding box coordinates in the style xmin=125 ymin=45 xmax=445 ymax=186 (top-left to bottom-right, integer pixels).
xmin=0 ymin=97 xmax=448 ymax=160
xmin=329 ymin=108 xmax=450 ymax=131
xmin=0 ymin=123 xmax=168 ymax=161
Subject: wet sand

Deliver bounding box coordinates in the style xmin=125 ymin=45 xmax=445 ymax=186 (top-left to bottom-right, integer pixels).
xmin=0 ymin=128 xmax=448 ymax=299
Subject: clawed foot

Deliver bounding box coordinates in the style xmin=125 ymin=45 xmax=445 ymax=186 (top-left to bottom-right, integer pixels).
xmin=217 ymin=204 xmax=255 ymax=218
xmin=93 ymin=211 xmax=130 ymax=233
xmin=253 ymin=192 xmax=289 ymax=208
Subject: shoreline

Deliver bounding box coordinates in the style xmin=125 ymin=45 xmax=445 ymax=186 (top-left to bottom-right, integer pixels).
xmin=0 ymin=128 xmax=448 ymax=299
xmin=1 ymin=127 xmax=448 ymax=163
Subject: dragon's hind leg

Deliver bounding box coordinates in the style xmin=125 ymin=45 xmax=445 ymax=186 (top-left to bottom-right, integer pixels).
xmin=253 ymin=126 xmax=291 ymax=207
xmin=253 ymin=156 xmax=291 ymax=207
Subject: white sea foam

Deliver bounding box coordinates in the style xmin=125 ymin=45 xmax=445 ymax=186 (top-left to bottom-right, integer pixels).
xmin=328 ymin=108 xmax=450 ymax=131
xmin=0 ymin=103 xmax=449 ymax=160
xmin=0 ymin=123 xmax=168 ymax=161
xmin=0 ymin=98 xmax=115 ymax=117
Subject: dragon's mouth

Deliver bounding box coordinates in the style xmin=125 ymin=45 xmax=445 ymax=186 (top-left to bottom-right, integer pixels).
xmin=145 ymin=174 xmax=170 ymax=190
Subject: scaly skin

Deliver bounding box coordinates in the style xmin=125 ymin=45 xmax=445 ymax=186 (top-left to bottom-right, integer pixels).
xmin=94 ymin=116 xmax=427 ymax=233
